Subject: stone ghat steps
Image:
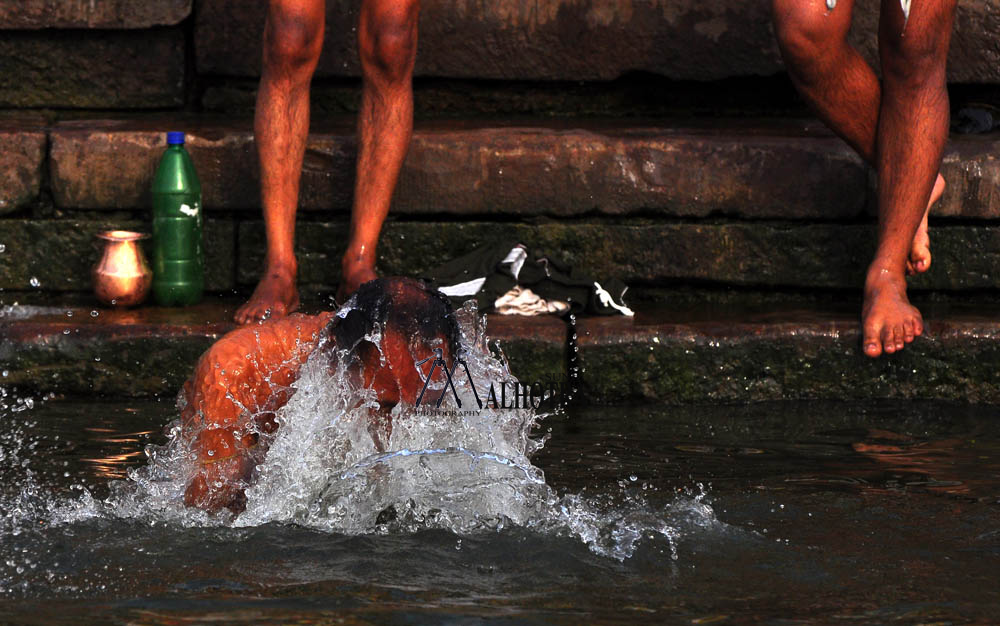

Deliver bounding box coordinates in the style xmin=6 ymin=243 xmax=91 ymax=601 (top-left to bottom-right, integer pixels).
xmin=2 ymin=302 xmax=998 ymax=404
xmin=2 ymin=117 xmax=1000 ymax=296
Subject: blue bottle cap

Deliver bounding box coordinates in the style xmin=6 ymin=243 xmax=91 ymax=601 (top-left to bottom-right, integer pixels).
xmin=166 ymin=131 xmax=185 ymax=145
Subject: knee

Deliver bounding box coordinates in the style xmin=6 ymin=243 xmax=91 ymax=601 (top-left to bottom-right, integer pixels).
xmin=264 ymin=0 xmax=324 ymax=74
xmin=772 ymin=0 xmax=846 ymax=65
xmin=360 ymin=1 xmax=419 ymax=85
xmin=881 ymin=33 xmax=949 ymax=90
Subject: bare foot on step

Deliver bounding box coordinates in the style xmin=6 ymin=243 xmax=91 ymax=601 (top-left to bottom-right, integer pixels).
xmin=861 ymin=265 xmax=924 ymax=358
xmin=907 ymin=174 xmax=945 ymax=276
xmin=234 ymin=265 xmax=299 ymax=324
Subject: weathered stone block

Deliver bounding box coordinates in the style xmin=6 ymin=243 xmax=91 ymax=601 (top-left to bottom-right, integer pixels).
xmin=0 ymin=0 xmax=191 ymax=29
xmin=195 ymin=0 xmax=1000 ymax=82
xmin=576 ymin=312 xmax=1000 ymax=404
xmin=0 ymin=220 xmax=235 ymax=292
xmin=239 ymin=220 xmax=1000 ymax=292
xmin=0 ymin=123 xmax=45 ymax=215
xmin=0 ymin=30 xmax=184 ymax=108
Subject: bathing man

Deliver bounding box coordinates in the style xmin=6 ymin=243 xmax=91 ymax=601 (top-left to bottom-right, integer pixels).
xmin=771 ymin=0 xmax=956 ymax=357
xmin=186 ymin=278 xmax=458 ymax=514
xmin=235 ymin=0 xmax=420 ymax=324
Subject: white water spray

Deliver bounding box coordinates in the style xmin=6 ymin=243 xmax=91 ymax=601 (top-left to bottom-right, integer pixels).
xmin=38 ymin=302 xmax=720 ymax=560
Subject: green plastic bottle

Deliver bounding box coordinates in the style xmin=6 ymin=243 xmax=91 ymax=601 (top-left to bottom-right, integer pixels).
xmin=152 ymin=131 xmax=203 ymax=306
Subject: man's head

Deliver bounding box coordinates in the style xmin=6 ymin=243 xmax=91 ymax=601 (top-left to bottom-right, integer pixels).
xmin=326 ymin=277 xmax=459 ymax=407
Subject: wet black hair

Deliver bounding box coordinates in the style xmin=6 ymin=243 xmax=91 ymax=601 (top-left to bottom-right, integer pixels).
xmin=327 ymin=277 xmax=460 ymax=361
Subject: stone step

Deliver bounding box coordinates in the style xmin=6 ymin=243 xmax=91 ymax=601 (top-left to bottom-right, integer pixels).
xmin=2 ymin=217 xmax=997 ymax=294
xmin=39 ymin=117 xmax=1000 ymax=219
xmin=2 ymin=301 xmax=997 ymax=404
xmin=575 ymin=305 xmax=1000 ymax=404
xmin=239 ymin=220 xmax=1000 ymax=292
xmin=0 ymin=303 xmax=566 ymax=399
xmin=194 ymin=0 xmax=999 ymax=83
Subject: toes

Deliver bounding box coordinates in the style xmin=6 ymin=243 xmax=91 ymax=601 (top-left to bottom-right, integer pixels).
xmin=863 ymin=322 xmax=883 ymax=358
xmin=910 ymin=252 xmax=931 ymax=274
xmin=881 ymin=325 xmax=903 ymax=354
xmin=903 ymin=319 xmax=916 ymax=343
xmin=913 ymin=316 xmax=924 ymax=337
xmin=893 ymin=325 xmax=905 ymax=351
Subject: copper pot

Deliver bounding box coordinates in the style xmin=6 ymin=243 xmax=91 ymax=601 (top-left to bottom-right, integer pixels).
xmin=93 ymin=230 xmax=152 ymax=307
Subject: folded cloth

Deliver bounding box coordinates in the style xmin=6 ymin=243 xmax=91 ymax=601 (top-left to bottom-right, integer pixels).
xmin=422 ymin=241 xmax=634 ymax=316
xmin=495 ymin=286 xmax=570 ymax=316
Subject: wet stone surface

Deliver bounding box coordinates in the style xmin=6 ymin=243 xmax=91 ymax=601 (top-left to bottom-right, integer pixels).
xmin=0 ymin=303 xmax=566 ymax=398
xmin=576 ymin=306 xmax=1000 ymax=404
xmin=2 ymin=301 xmax=1000 ymax=403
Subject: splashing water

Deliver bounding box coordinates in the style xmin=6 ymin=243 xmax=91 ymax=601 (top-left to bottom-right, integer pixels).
xmin=35 ymin=302 xmax=719 ymax=560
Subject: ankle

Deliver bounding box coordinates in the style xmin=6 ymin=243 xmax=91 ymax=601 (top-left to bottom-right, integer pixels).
xmin=865 ymin=263 xmax=906 ymax=289
xmin=263 ymin=261 xmax=297 ymax=281
xmin=342 ymin=250 xmax=375 ymax=273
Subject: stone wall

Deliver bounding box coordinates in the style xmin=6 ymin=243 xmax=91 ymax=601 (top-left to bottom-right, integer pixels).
xmin=1 ymin=1 xmax=998 ymax=110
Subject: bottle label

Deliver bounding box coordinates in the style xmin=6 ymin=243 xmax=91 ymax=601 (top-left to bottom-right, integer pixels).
xmin=179 ymin=203 xmax=199 ymax=217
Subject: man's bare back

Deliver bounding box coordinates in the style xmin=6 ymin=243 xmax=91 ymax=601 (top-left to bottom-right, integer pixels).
xmin=186 ymin=278 xmax=457 ymax=514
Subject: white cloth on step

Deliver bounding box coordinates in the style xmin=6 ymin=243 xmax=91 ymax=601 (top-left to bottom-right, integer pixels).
xmin=494 ymin=286 xmax=570 ymax=316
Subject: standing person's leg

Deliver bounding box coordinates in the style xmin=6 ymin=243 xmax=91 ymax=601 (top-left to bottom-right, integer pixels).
xmin=772 ymin=0 xmax=943 ymax=277
xmin=236 ymin=0 xmax=325 ymax=324
xmin=338 ymin=0 xmax=420 ymax=301
xmin=771 ymin=0 xmax=951 ymax=356
xmin=864 ymin=0 xmax=956 ymax=356
xmin=773 ymin=0 xmax=944 ymax=279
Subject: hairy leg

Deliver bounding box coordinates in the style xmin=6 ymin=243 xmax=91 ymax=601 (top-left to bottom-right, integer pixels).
xmin=863 ymin=0 xmax=956 ymax=357
xmin=772 ymin=0 xmax=944 ymax=276
xmin=338 ymin=0 xmax=420 ymax=301
xmin=235 ymin=0 xmax=325 ymax=324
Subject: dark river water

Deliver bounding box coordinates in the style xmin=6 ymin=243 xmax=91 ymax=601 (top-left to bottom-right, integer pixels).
xmin=1 ymin=395 xmax=999 ymax=624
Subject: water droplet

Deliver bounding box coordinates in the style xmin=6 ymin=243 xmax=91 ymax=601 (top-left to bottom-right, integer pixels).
xmin=629 ymin=474 xmax=638 ymax=482
xmin=28 ymin=277 xmax=40 ymax=288
xmin=94 ymin=357 xmax=101 ymax=362
xmin=110 ymin=299 xmax=117 ymax=305
xmin=65 ymin=310 xmax=73 ymax=317
xmin=90 ymin=310 xmax=99 ymax=317
xmin=62 ymin=329 xmax=70 ymax=335
xmin=1 ymin=370 xmax=7 ymax=377
xmin=207 ymin=450 xmax=215 ymax=456
xmin=0 ymin=244 xmax=5 ymax=253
